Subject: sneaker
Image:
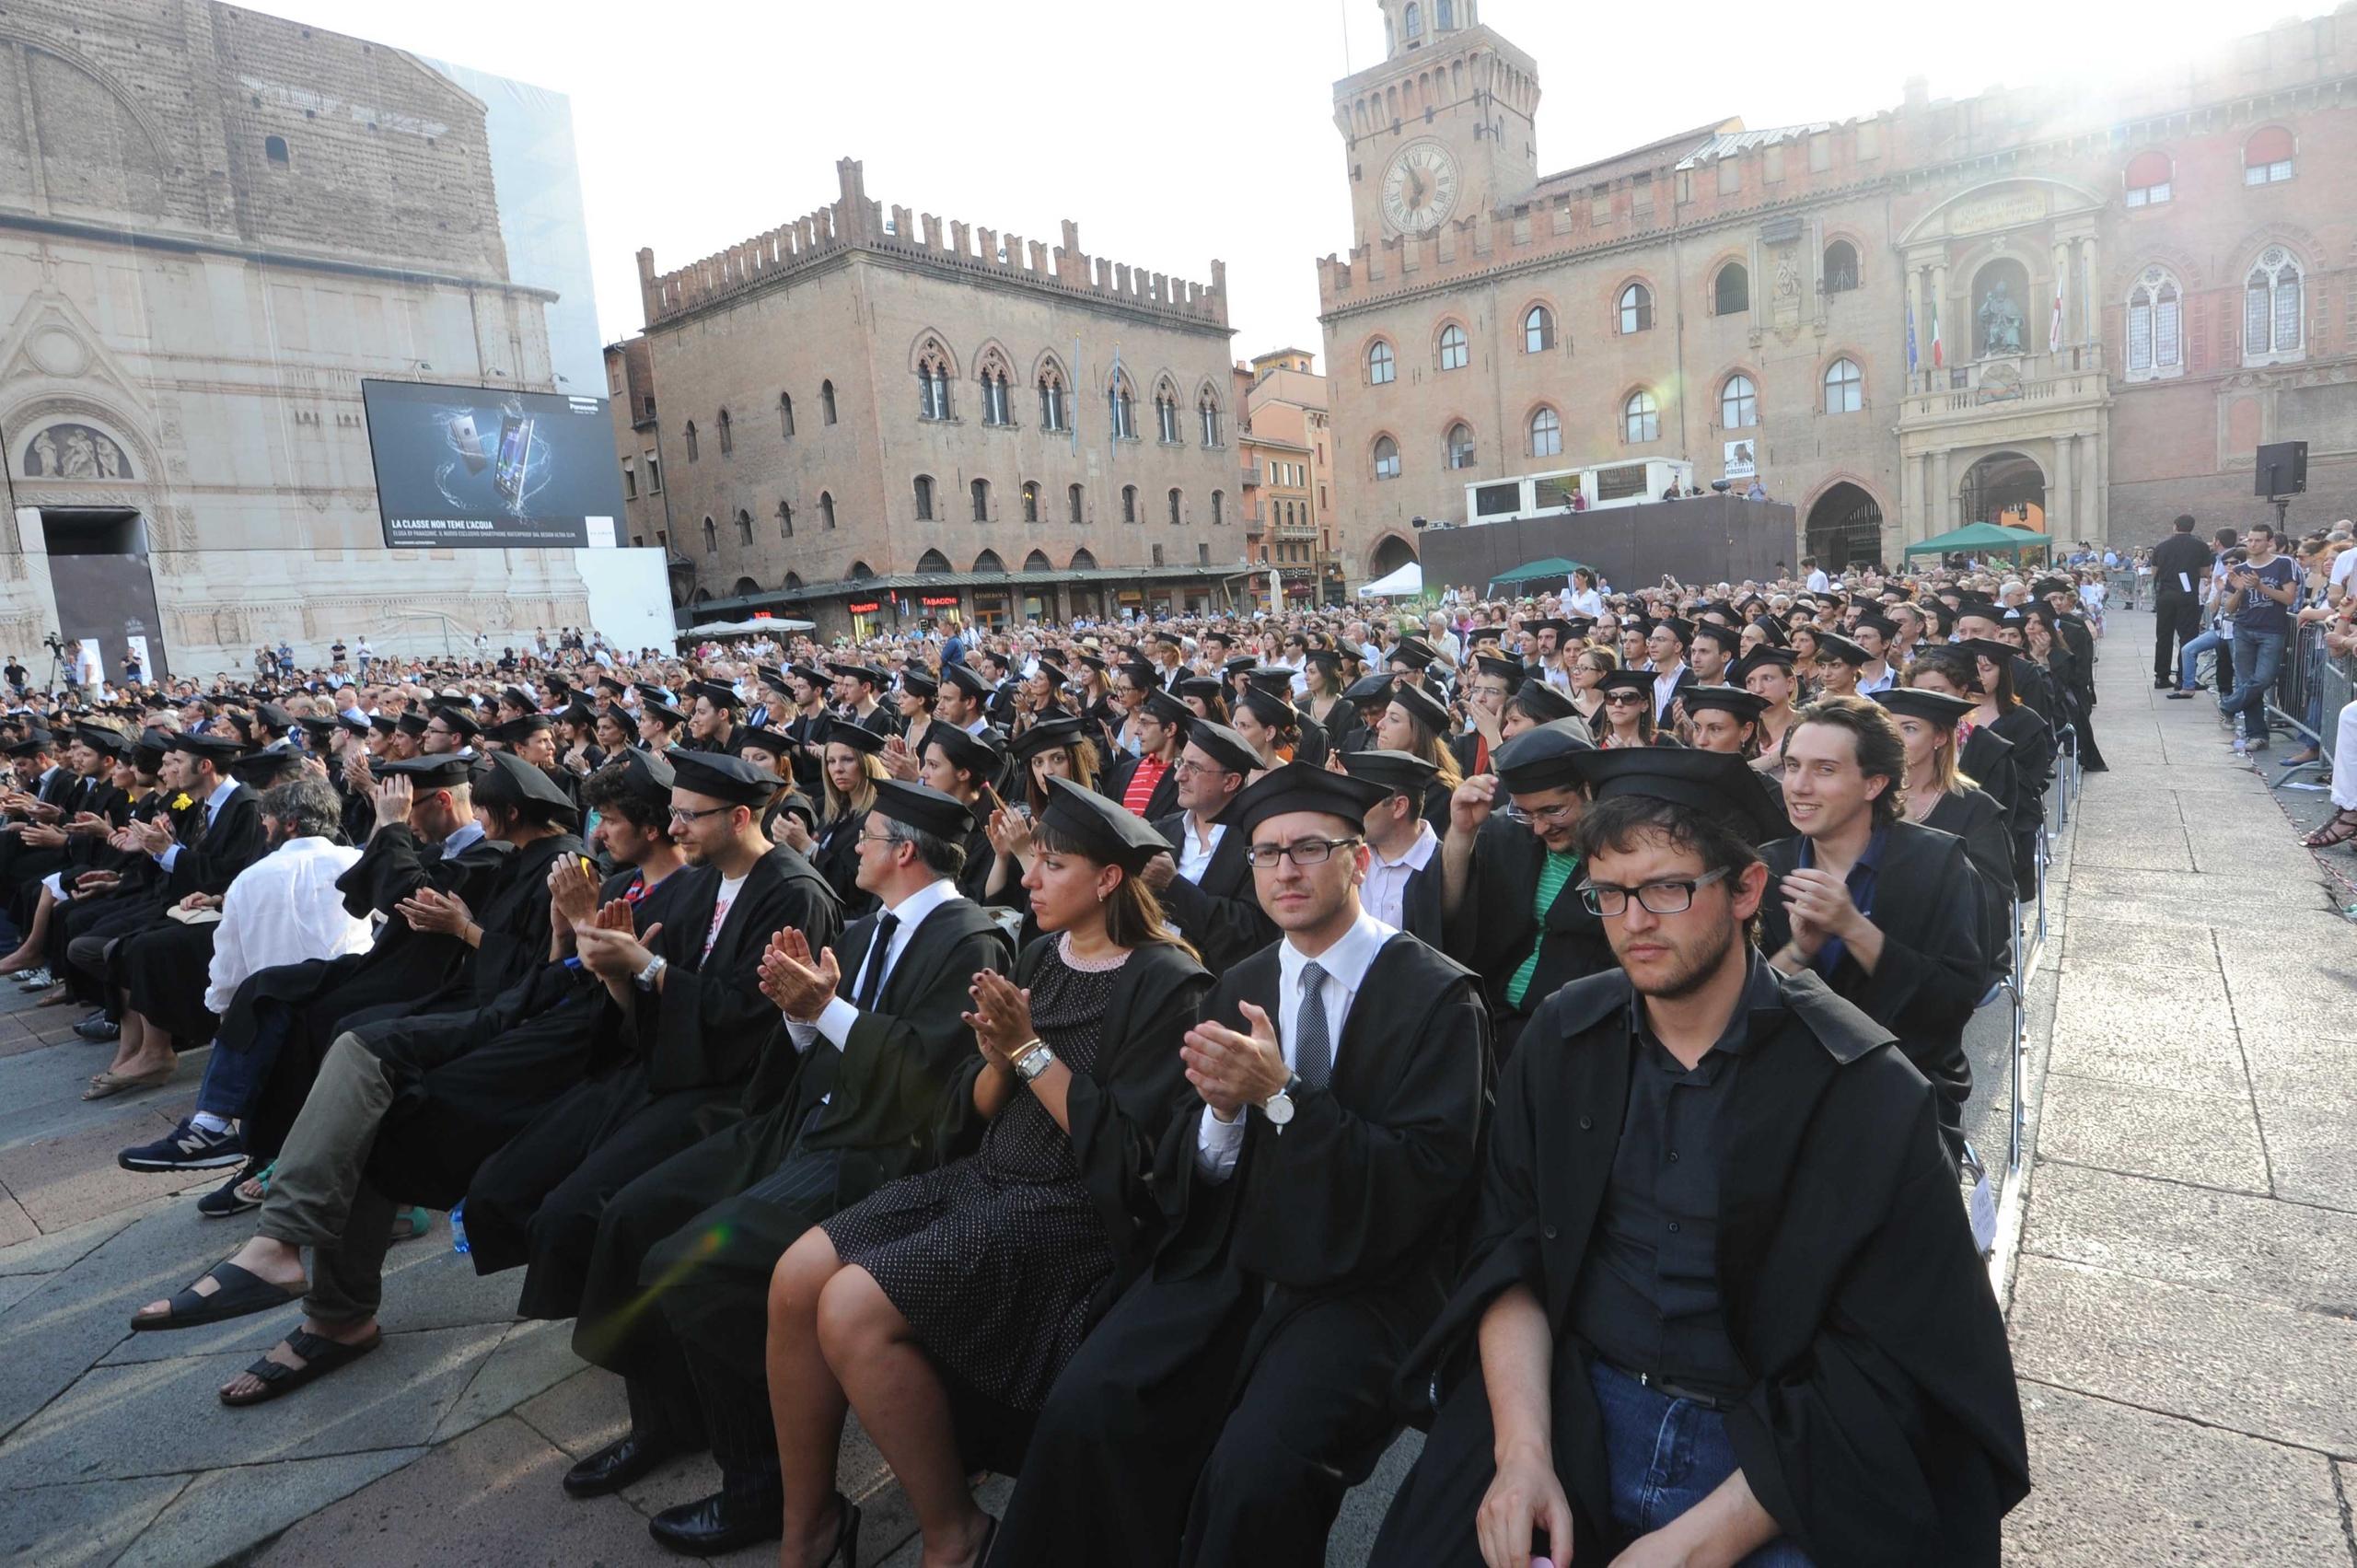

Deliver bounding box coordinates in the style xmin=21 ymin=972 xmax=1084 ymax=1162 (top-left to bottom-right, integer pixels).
xmin=12 ymin=967 xmax=53 ymax=988
xmin=119 ymin=1118 xmax=247 ymax=1172
xmin=73 ymin=1012 xmax=121 ymax=1042
xmin=196 ymin=1161 xmax=270 ymax=1218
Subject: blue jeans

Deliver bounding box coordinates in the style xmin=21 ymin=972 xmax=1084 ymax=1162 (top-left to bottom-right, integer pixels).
xmin=193 ymin=1003 xmax=290 ymax=1121
xmin=1589 ymin=1361 xmax=1816 ymax=1565
xmin=2178 ymin=626 xmax=2225 ymax=692
xmin=2219 ymin=626 xmax=2286 ymax=742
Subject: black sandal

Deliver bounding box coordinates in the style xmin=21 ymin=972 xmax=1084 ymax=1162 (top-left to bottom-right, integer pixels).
xmin=2305 ymin=808 xmax=2357 ymax=849
xmin=220 ymin=1326 xmax=381 ymax=1406
xmin=129 ymin=1261 xmax=296 ymax=1331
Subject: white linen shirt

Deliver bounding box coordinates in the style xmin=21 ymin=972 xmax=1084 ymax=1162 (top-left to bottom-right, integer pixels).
xmin=204 ymin=836 xmax=374 ymax=1015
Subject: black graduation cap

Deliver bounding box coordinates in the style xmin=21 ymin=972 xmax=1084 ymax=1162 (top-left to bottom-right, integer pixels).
xmin=168 ymin=730 xmax=248 ymax=764
xmin=1008 ymin=714 xmax=1087 ymax=761
xmin=1235 ymin=685 xmax=1297 ymax=730
xmin=1682 ymin=685 xmax=1769 ymax=722
xmin=817 ymin=716 xmax=887 ymax=755
xmin=1339 ymin=748 xmax=1438 ymax=797
xmin=75 ymin=724 xmax=129 ymax=757
xmin=734 ymin=725 xmax=798 ymax=758
xmin=1514 ymin=680 xmax=1581 ymax=724
xmin=1341 ymin=672 xmax=1398 ymax=706
xmin=2032 ymin=576 xmax=2074 ymax=598
xmin=899 ymin=668 xmax=939 ymax=700
xmin=1873 ymin=688 xmax=1977 ymax=726
xmin=1179 ymin=718 xmax=1261 ymax=777
xmin=1140 ymin=689 xmax=1192 ymax=729
xmin=1852 ymin=612 xmax=1898 ymax=641
xmin=379 ymin=754 xmax=476 ymax=788
xmin=618 ymin=747 xmax=677 ymax=807
xmin=1038 ymin=775 xmax=1167 ymax=874
xmin=942 ymin=663 xmax=994 ymax=702
xmin=1385 ymin=679 xmax=1450 ymax=736
xmin=295 ymin=714 xmax=338 ymax=738
xmin=1956 ymin=637 xmax=2020 ymax=670
xmin=1573 ymin=747 xmax=1787 ymax=845
xmin=1220 ymin=654 xmax=1258 ymax=677
xmin=1731 ymin=648 xmax=1797 ymax=686
xmin=1154 ymin=630 xmax=1187 ymax=651
xmin=1389 ymin=636 xmax=1440 ymax=670
xmin=1812 ymin=632 xmax=1870 ymax=667
xmin=921 ymin=721 xmax=999 ymax=782
xmin=598 ymin=675 xmax=629 ymax=699
xmin=1174 ymin=675 xmax=1227 ymax=706
xmin=1302 ymin=647 xmax=1343 ymax=674
xmin=1471 ymin=654 xmax=1526 ymax=690
xmin=1227 ymin=761 xmax=1391 ymax=839
xmin=501 ymin=684 xmax=539 ymax=711
xmin=756 ymin=664 xmax=789 ymax=691
xmin=4 ymin=730 xmax=49 ymax=757
xmin=633 ymin=681 xmax=678 ymax=706
xmin=433 ymin=703 xmax=484 ymax=738
xmin=687 ymin=679 xmax=745 ymax=712
xmin=1244 ymin=666 xmax=1296 ymax=696
xmin=788 ymin=663 xmax=830 ymax=690
xmin=829 ymin=661 xmax=889 ymax=690
xmin=871 ymin=778 xmax=976 ymax=841
xmin=475 ymin=749 xmax=579 ymax=823
xmin=1462 ymin=625 xmax=1508 ymax=645
xmin=1073 ymin=652 xmax=1108 ymax=674
xmin=559 ymin=699 xmax=599 ymax=729
xmin=1033 ymin=659 xmax=1070 ymax=689
xmin=369 ymin=714 xmax=401 ymax=737
xmin=1596 ymin=668 xmax=1654 ymax=702
xmin=1117 ymin=657 xmax=1164 ymax=691
xmin=254 ymin=702 xmax=295 ymax=732
xmin=1655 ymin=617 xmax=1695 ymax=646
xmin=1520 ymin=617 xmax=1572 ymax=638
xmin=1689 ymin=621 xmax=1743 ymax=656
xmin=492 ymin=714 xmax=554 ymax=745
xmin=641 ymin=700 xmax=688 ymax=730
xmin=1561 ymin=617 xmax=1596 ymax=640
xmin=229 ymin=749 xmax=303 ymax=789
xmin=395 ymin=711 xmax=432 ymax=738
xmin=668 ymin=749 xmax=782 ymax=807
xmin=1493 ymin=719 xmax=1596 ymax=793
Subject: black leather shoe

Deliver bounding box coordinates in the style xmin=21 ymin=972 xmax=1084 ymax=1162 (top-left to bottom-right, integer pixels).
xmin=562 ymin=1430 xmax=678 ymax=1498
xmin=647 ymin=1481 xmax=784 ymax=1557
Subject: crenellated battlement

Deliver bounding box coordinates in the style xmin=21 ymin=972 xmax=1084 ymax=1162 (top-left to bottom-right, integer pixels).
xmin=640 ymin=157 xmax=1228 ymax=331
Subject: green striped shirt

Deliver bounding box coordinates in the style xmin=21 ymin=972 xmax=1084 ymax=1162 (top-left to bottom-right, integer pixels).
xmin=1505 ymin=849 xmax=1582 ymax=1009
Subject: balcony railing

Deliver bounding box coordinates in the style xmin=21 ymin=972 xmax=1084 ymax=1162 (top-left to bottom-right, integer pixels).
xmin=1898 ymin=344 xmax=2108 ymax=424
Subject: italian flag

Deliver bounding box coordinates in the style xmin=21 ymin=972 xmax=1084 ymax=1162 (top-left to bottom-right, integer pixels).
xmin=1931 ymin=303 xmax=1944 ymax=368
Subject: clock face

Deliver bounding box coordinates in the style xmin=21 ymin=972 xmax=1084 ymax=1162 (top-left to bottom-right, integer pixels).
xmin=1381 ymin=140 xmax=1460 ymax=234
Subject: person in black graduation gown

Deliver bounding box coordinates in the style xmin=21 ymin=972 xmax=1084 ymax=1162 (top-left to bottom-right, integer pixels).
xmin=1144 ymin=719 xmax=1275 ymax=978
xmin=1759 ymin=697 xmax=1983 ymax=1164
xmin=811 ymin=717 xmax=888 ymax=913
xmin=562 ymin=781 xmax=1013 ymax=1551
xmin=1875 ymin=688 xmax=2014 ymax=993
xmin=1368 ymin=749 xmax=2026 ymax=1568
xmin=916 ymin=722 xmax=1005 ymax=904
xmin=1956 ymin=638 xmax=2052 ymax=899
xmin=458 ymin=750 xmax=842 ymax=1317
xmin=1341 ymin=748 xmax=1445 ymax=947
xmin=1440 ymin=720 xmax=1616 ymax=1057
xmin=765 ymin=776 xmax=1210 ymax=1568
xmin=1371 ymin=679 xmax=1468 ymax=830
xmin=1101 ymin=688 xmax=1186 ymax=825
xmin=995 ymin=763 xmax=1487 ymax=1568
xmin=685 ymin=679 xmax=743 ymax=755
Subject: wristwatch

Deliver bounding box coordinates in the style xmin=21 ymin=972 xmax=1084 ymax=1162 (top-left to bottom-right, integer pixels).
xmin=1260 ymin=1073 xmax=1303 ymax=1129
xmin=1011 ymin=1040 xmax=1056 ymax=1082
xmin=632 ymin=953 xmax=668 ymax=992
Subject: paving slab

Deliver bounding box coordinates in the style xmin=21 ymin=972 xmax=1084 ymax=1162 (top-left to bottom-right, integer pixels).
xmin=2072 ymin=865 xmax=2330 ymax=925
xmin=431 ymin=1318 xmax=585 ymax=1445
xmin=2036 ymin=1074 xmax=2270 ymax=1194
xmin=2004 ymin=1382 xmax=2350 ymax=1567
xmin=2062 ymin=913 xmax=2224 ymax=973
xmin=0 ymin=1112 xmax=219 ymax=1232
xmin=2022 ymin=1162 xmax=2357 ymax=1312
xmin=2046 ymin=966 xmax=2243 ymax=1094
xmin=2251 ymin=1083 xmax=2357 ymax=1214
xmin=0 ymin=1470 xmax=186 ymax=1567
xmin=2009 ymin=1256 xmax=2357 ymax=1455
xmin=0 ymin=1322 xmax=505 ymax=1489
xmin=0 ymin=1195 xmax=157 ymax=1276
xmin=510 ymin=1365 xmax=627 ymax=1459
xmin=110 ymin=1445 xmax=425 ymax=1568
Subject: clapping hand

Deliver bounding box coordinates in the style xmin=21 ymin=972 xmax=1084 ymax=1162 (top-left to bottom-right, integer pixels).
xmin=134 ymin=813 xmax=175 ymax=856
xmin=758 ymin=925 xmax=840 ymax=1022
xmin=574 ymin=919 xmax=659 ymax=980
xmin=963 ymin=969 xmax=1035 ymax=1069
xmin=395 ymin=885 xmax=474 ymax=938
xmin=1777 ymin=866 xmax=1859 ymax=959
xmin=1179 ymin=1001 xmax=1289 ymax=1121
xmin=547 ymin=854 xmax=600 ymax=935
xmin=877 ymin=736 xmax=919 ymax=781
xmin=373 ymin=773 xmax=413 ymax=830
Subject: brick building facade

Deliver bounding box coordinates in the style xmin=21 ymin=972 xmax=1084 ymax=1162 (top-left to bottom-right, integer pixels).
xmin=1321 ymin=0 xmax=2357 ymax=572
xmin=619 ymin=160 xmax=1247 ymax=640
xmin=0 ymin=0 xmax=598 ymax=676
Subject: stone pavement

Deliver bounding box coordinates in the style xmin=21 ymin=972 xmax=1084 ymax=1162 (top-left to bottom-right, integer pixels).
xmin=2001 ymin=607 xmax=2357 ymax=1565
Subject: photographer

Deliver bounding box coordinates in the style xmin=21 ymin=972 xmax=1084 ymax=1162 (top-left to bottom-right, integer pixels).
xmin=2217 ymin=523 xmax=2300 ymax=757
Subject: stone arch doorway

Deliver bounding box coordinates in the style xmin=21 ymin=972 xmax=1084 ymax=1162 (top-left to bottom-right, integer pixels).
xmin=1805 ymin=483 xmax=1885 ymax=570
xmin=1368 ymin=533 xmax=1418 ymax=577
xmin=1958 ymin=450 xmax=2045 ymax=531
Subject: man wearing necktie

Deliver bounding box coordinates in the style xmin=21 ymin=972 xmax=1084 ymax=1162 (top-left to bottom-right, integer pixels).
xmin=995 ymin=763 xmax=1490 ymax=1568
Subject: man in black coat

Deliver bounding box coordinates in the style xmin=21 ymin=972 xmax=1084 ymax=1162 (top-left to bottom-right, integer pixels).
xmin=1759 ymin=697 xmax=1982 ymax=1164
xmin=1440 ymin=720 xmax=1615 ymax=1057
xmin=2150 ymin=512 xmax=2215 ymax=689
xmin=563 ymin=780 xmax=1010 ymax=1556
xmin=1369 ymin=749 xmax=2026 ymax=1568
xmin=994 ymin=764 xmax=1488 ymax=1567
xmin=1144 ymin=719 xmax=1275 ymax=979
xmin=1341 ymin=748 xmax=1444 ymax=947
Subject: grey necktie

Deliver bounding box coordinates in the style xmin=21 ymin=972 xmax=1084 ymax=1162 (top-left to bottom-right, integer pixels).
xmin=1295 ymin=962 xmax=1332 ymax=1091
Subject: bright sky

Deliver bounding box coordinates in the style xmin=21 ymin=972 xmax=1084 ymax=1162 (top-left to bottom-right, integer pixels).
xmin=256 ymin=0 xmax=2291 ymax=366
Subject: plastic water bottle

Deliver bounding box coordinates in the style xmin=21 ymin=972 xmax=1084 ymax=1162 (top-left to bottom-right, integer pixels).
xmin=448 ymin=1200 xmax=470 ymax=1255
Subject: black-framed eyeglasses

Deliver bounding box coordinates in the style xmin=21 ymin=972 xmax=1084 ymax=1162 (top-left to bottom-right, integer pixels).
xmin=1577 ymin=867 xmax=1730 ymax=917
xmin=668 ymin=804 xmax=733 ymax=823
xmin=1244 ymin=836 xmax=1361 ymax=869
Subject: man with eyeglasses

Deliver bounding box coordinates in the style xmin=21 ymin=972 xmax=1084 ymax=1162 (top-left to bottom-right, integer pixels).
xmin=999 ymin=762 xmax=1485 ymax=1567
xmin=1762 ymin=696 xmax=1984 ymax=1165
xmin=1372 ymin=746 xmax=2026 ymax=1568
xmin=1106 ymin=687 xmax=1187 ymax=823
xmin=566 ymin=777 xmax=1005 ymax=1550
xmin=420 ymin=703 xmax=479 ymax=757
xmin=1142 ymin=719 xmax=1274 ymax=977
xmin=1441 ymin=720 xmax=1615 ymax=1057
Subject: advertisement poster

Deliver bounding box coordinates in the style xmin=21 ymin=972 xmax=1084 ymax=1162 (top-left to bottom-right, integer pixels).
xmin=361 ymin=379 xmax=626 ymax=550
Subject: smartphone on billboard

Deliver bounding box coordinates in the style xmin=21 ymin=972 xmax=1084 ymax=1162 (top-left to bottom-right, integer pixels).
xmin=449 ymin=412 xmax=489 ymax=474
xmin=492 ymin=414 xmax=534 ymax=505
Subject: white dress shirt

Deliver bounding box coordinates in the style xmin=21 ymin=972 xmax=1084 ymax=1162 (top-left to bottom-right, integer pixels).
xmin=204 ymin=836 xmax=373 ymax=1014
xmin=1176 ymin=815 xmax=1225 ymax=884
xmin=1361 ymin=822 xmax=1436 ymax=932
xmin=1651 ymin=662 xmax=1689 ymax=724
xmin=156 ymin=777 xmax=239 ymax=874
xmin=1195 ymin=909 xmax=1397 ymax=1179
xmin=789 ymin=877 xmax=961 ymax=1058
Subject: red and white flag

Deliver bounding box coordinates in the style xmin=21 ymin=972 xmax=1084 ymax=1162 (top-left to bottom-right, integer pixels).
xmin=1930 ymin=304 xmax=1944 ymax=368
xmin=2049 ymin=286 xmax=2064 ymax=354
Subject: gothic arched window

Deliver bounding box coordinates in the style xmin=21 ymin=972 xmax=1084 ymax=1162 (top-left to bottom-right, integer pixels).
xmin=1446 ymin=422 xmax=1476 ymax=470
xmin=1530 ymin=407 xmax=1562 ymax=457
xmin=1720 ymin=374 xmax=1758 ymax=429
xmin=1524 ymin=305 xmax=1555 ymax=354
xmin=2127 ymin=266 xmax=2183 ymax=379
xmin=1622 ymin=390 xmax=1659 ymax=443
xmin=1109 ymin=374 xmax=1137 ymax=441
xmin=1038 ymin=366 xmax=1067 ymax=431
xmin=1367 ymin=340 xmax=1396 ymax=385
xmin=1155 ymin=382 xmax=1180 ymax=444
xmin=2245 ymin=247 xmax=2304 ymax=364
xmin=1618 ymin=283 xmax=1653 ymax=335
xmin=1199 ymin=390 xmax=1222 ymax=447
xmin=1373 ymin=435 xmax=1401 ymax=481
xmin=1438 ymin=324 xmax=1469 ymax=370
xmin=716 ymin=408 xmax=734 ymax=455
xmin=913 ymin=475 xmax=935 ymax=520
xmin=1713 ymin=263 xmax=1749 ymax=316
xmin=1822 ymin=358 xmax=1863 ymax=413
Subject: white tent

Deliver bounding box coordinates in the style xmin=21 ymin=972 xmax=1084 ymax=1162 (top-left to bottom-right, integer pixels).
xmin=685 ymin=616 xmax=816 ymax=637
xmin=1357 ymin=562 xmax=1423 ymax=598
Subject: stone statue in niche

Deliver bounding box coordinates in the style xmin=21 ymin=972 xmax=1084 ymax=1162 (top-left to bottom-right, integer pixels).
xmin=23 ymin=423 xmax=129 ymax=480
xmin=1978 ymin=281 xmax=2026 ymax=357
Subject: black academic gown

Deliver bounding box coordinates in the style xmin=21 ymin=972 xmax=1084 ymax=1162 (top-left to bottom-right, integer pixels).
xmin=1759 ymin=821 xmax=1983 ymax=1163
xmin=1370 ymin=966 xmax=2028 ymax=1568
xmin=109 ymin=786 xmax=270 ymax=1040
xmin=1152 ymin=810 xmax=1276 ymax=980
xmin=1982 ymin=705 xmax=2050 ymax=896
xmin=1445 ymin=812 xmax=1615 ymax=1058
xmin=1103 ymin=751 xmax=1182 ymax=824
xmin=572 ymin=895 xmax=1014 ymax=1393
xmin=1925 ymin=787 xmax=2014 ymax=989
xmin=460 ymin=845 xmax=843 ymax=1317
xmin=995 ymin=933 xmax=1488 ymax=1568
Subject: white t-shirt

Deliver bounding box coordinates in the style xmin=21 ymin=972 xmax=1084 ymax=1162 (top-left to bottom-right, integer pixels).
xmin=2329 ymin=546 xmax=2357 ymax=593
xmin=1805 ymin=568 xmax=1830 ymax=593
xmin=703 ymin=873 xmax=748 ymax=960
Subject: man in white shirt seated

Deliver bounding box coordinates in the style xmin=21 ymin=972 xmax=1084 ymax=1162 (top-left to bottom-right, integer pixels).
xmin=1341 ymin=749 xmax=1443 ymax=947
xmin=116 ymin=776 xmax=374 ymax=1172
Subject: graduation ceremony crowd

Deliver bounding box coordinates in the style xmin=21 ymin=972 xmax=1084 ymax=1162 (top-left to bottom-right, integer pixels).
xmin=0 ymin=556 xmax=2115 ymax=1566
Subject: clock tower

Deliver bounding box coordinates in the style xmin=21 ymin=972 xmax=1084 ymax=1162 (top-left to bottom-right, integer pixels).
xmin=1334 ymin=0 xmax=1541 ymax=247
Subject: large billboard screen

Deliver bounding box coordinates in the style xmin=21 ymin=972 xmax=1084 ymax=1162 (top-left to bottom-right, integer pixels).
xmin=361 ymin=379 xmax=625 ymax=549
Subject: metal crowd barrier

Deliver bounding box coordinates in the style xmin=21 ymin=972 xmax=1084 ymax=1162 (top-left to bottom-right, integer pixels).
xmin=2266 ymin=621 xmax=2354 ymax=790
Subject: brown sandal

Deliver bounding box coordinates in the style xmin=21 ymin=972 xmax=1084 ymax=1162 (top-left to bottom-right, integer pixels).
xmin=2303 ymin=808 xmax=2357 ymax=849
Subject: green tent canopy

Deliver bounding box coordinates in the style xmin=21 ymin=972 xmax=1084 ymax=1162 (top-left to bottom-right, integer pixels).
xmin=1489 ymin=555 xmax=1590 ymax=585
xmin=1901 ymin=521 xmax=2050 ymax=559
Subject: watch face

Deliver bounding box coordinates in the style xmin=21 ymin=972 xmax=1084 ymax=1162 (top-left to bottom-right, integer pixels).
xmin=1382 ymin=140 xmax=1460 ymax=234
xmin=1262 ymin=1091 xmax=1295 ymax=1127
